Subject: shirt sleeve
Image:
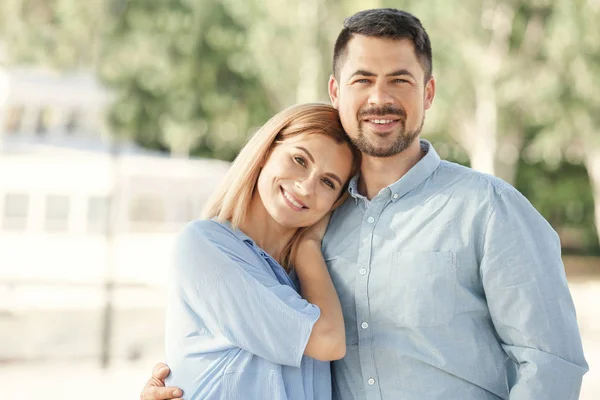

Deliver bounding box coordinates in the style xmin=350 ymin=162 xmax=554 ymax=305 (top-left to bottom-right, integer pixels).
xmin=480 ymin=188 xmax=588 ymax=399
xmin=170 ymin=221 xmax=320 ymax=368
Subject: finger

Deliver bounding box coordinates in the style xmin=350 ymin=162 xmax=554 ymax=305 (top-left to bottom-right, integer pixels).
xmin=152 ymin=363 xmax=170 ymax=380
xmin=140 ymin=385 xmax=183 ymax=400
xmin=143 ymin=376 xmax=164 ymax=390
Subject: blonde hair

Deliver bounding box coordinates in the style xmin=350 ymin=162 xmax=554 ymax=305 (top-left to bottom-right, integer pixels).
xmin=202 ymin=103 xmax=360 ymax=271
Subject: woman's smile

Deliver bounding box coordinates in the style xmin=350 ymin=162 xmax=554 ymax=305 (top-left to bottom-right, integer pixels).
xmin=281 ymin=187 xmax=308 ymax=210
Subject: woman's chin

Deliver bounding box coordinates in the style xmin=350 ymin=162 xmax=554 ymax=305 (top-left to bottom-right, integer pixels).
xmin=269 ymin=215 xmax=312 ymax=230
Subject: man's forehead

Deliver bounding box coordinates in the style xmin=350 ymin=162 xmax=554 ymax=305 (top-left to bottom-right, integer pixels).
xmin=342 ymin=35 xmax=422 ymax=76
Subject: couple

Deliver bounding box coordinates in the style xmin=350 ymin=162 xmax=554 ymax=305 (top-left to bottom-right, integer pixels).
xmin=142 ymin=8 xmax=588 ymax=400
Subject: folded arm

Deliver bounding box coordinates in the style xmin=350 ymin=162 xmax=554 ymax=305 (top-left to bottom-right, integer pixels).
xmin=170 ymin=222 xmax=324 ymax=367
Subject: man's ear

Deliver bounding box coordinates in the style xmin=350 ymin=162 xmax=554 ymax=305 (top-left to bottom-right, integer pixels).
xmin=424 ymin=75 xmax=436 ymax=110
xmin=328 ymin=75 xmax=340 ymax=109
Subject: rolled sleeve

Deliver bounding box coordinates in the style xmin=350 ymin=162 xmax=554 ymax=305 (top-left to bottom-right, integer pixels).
xmin=172 ymin=222 xmax=320 ymax=367
xmin=480 ymin=188 xmax=588 ymax=399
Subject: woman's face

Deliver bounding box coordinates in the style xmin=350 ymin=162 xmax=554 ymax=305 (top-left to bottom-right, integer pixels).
xmin=256 ymin=133 xmax=354 ymax=229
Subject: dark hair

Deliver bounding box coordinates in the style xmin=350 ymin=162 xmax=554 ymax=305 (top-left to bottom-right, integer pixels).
xmin=332 ymin=8 xmax=432 ymax=82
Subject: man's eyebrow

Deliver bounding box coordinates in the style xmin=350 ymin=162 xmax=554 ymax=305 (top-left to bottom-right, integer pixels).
xmin=349 ymin=69 xmax=416 ymax=80
xmin=296 ymin=146 xmax=343 ymax=186
xmin=349 ymin=69 xmax=377 ymax=79
xmin=386 ymin=69 xmax=417 ymax=80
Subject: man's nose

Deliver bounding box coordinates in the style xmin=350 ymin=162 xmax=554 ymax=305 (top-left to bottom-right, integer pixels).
xmin=368 ymin=83 xmax=394 ymax=106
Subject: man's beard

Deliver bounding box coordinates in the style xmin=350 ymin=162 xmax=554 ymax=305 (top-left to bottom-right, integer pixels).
xmin=352 ymin=107 xmax=425 ymax=158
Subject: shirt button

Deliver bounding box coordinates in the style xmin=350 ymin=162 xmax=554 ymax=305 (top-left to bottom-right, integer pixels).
xmin=393 ymin=193 xmax=399 ymax=199
xmin=368 ymin=378 xmax=376 ymax=385
xmin=361 ymin=322 xmax=369 ymax=329
xmin=367 ymin=216 xmax=375 ymax=223
xmin=359 ymin=268 xmax=367 ymax=275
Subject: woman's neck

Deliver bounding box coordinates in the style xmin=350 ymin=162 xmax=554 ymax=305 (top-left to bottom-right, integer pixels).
xmin=237 ymin=194 xmax=297 ymax=263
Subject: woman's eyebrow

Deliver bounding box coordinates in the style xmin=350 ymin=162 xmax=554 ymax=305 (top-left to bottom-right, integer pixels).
xmin=296 ymin=146 xmax=343 ymax=186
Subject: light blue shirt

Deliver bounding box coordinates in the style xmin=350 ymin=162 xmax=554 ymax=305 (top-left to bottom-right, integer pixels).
xmin=165 ymin=220 xmax=332 ymax=400
xmin=323 ymin=140 xmax=588 ymax=400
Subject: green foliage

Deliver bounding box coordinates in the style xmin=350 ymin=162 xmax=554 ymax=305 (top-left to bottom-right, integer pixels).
xmin=97 ymin=0 xmax=273 ymax=160
xmin=533 ymin=0 xmax=600 ymax=149
xmin=516 ymin=159 xmax=599 ymax=255
xmin=0 ymin=0 xmax=107 ymax=68
xmin=1 ymin=0 xmax=599 ymax=250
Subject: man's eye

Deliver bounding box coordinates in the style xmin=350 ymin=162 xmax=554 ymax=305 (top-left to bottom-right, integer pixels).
xmin=294 ymin=156 xmax=306 ymax=166
xmin=355 ymin=79 xmax=370 ymax=84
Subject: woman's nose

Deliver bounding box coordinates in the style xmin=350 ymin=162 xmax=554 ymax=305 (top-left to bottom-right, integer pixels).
xmin=295 ymin=174 xmax=316 ymax=196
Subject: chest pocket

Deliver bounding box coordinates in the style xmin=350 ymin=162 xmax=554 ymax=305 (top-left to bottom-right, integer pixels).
xmin=387 ymin=251 xmax=456 ymax=328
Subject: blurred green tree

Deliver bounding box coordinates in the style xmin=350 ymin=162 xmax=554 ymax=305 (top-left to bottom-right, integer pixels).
xmin=0 ymin=0 xmax=107 ymax=68
xmin=524 ymin=0 xmax=600 ymax=251
xmin=97 ymin=0 xmax=273 ymax=160
xmin=219 ymin=0 xmax=335 ymax=107
xmin=402 ymin=0 xmax=555 ymax=185
xmin=2 ymin=0 xmax=597 ymax=250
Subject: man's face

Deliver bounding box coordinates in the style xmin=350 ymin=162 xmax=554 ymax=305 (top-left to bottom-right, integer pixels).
xmin=329 ymin=35 xmax=435 ymax=157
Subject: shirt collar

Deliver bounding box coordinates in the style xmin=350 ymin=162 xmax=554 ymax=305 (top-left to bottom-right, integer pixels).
xmin=218 ymin=219 xmax=296 ymax=287
xmin=347 ymin=174 xmax=364 ymax=201
xmin=220 ymin=219 xmax=255 ymax=245
xmin=347 ymin=139 xmax=441 ymax=202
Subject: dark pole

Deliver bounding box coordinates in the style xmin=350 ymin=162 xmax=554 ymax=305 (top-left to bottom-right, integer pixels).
xmin=101 ymin=140 xmax=120 ymax=369
xmin=97 ymin=0 xmax=129 ymax=370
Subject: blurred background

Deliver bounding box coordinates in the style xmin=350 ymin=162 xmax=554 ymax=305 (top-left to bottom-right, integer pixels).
xmin=0 ymin=0 xmax=598 ymax=398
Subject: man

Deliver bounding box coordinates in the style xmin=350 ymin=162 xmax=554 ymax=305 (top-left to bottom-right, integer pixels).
xmin=141 ymin=8 xmax=588 ymax=400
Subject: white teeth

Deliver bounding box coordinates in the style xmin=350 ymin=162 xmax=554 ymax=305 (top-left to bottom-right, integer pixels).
xmin=283 ymin=190 xmax=304 ymax=208
xmin=371 ymin=119 xmax=394 ymax=124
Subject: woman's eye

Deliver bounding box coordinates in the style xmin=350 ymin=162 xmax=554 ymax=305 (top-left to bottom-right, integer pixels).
xmin=294 ymin=156 xmax=306 ymax=166
xmin=322 ymin=179 xmax=335 ymax=189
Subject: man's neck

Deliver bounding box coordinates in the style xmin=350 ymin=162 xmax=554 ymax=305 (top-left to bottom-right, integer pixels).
xmin=358 ymin=139 xmax=425 ymax=200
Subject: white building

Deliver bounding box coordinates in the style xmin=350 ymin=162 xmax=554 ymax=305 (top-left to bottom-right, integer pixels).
xmin=0 ymin=68 xmax=230 ymax=361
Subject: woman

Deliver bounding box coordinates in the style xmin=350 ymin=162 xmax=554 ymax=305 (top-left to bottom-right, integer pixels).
xmin=164 ymin=103 xmax=360 ymax=399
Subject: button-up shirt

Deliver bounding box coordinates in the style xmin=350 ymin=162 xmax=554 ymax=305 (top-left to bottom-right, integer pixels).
xmin=165 ymin=220 xmax=331 ymax=400
xmin=323 ymin=140 xmax=588 ymax=400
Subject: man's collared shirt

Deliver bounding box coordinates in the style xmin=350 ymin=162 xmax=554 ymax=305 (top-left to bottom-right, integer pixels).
xmin=323 ymin=140 xmax=588 ymax=400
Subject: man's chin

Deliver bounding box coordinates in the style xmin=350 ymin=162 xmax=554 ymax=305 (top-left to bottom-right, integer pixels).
xmin=359 ymin=144 xmax=402 ymax=158
xmin=358 ymin=137 xmax=419 ymax=157
xmin=363 ymin=126 xmax=396 ymax=137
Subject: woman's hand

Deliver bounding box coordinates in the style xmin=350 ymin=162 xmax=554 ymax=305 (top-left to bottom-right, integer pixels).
xmin=302 ymin=213 xmax=331 ymax=244
xmin=293 ymin=212 xmax=347 ymax=361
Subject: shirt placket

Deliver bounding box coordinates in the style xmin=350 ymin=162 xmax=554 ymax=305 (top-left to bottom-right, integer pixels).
xmin=355 ymin=190 xmax=389 ymax=400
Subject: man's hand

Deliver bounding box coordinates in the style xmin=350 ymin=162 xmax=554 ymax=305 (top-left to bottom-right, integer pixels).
xmin=139 ymin=363 xmax=183 ymax=400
